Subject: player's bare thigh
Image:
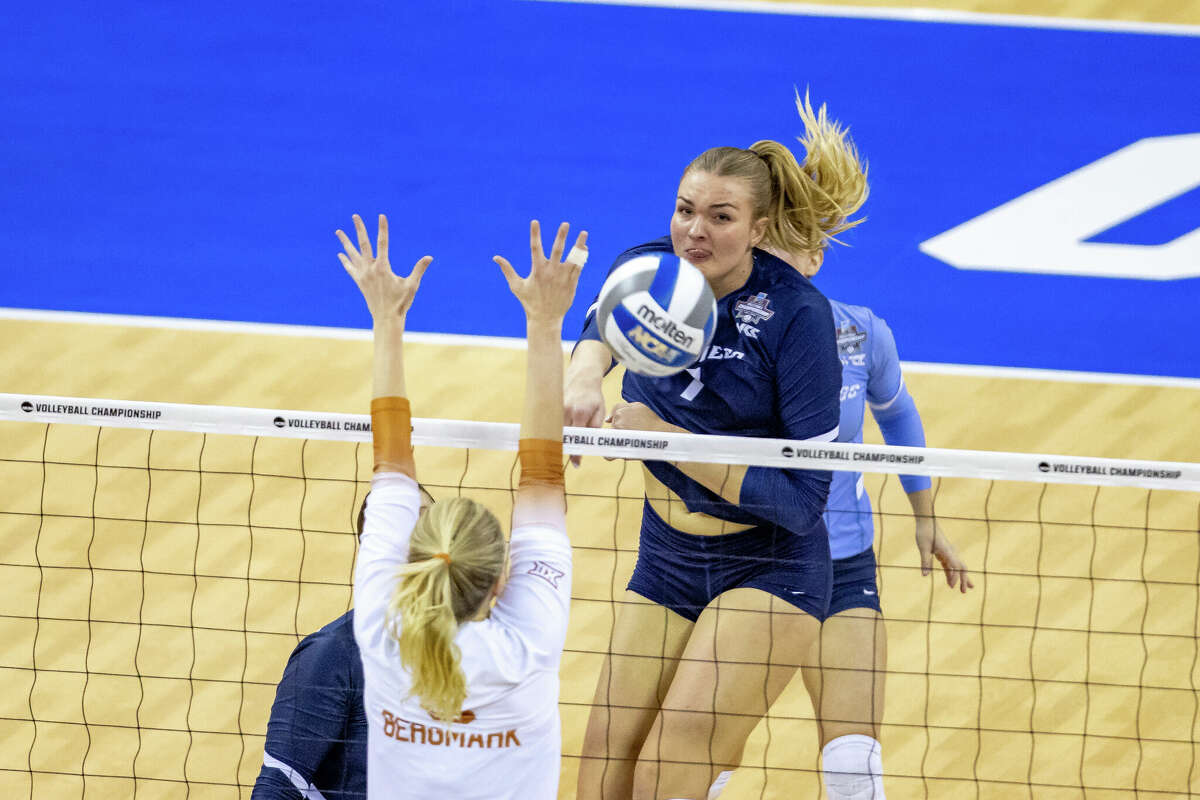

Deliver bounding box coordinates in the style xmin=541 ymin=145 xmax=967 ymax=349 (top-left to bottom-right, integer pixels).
xmin=633 ymin=587 xmax=822 ymax=800
xmin=578 ymin=590 xmax=693 ymax=800
xmin=802 ymin=607 xmax=887 ymax=745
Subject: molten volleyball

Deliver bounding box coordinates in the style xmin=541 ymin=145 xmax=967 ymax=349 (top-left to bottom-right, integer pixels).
xmin=595 ymin=252 xmax=718 ymax=377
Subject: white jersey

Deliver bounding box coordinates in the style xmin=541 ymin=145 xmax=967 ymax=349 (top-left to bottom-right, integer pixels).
xmin=353 ymin=473 xmax=572 ymax=799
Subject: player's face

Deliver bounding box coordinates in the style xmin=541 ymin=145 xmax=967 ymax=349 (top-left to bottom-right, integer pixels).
xmin=671 ymin=171 xmax=768 ymax=298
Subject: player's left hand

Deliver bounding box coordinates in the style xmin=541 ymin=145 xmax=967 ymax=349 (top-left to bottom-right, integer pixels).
xmin=606 ymin=402 xmax=681 ymax=435
xmin=337 ymin=213 xmax=431 ymax=322
xmin=916 ymin=516 xmax=973 ymax=593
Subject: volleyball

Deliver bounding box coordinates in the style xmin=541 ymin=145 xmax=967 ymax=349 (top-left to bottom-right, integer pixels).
xmin=596 ymin=252 xmax=718 ymax=377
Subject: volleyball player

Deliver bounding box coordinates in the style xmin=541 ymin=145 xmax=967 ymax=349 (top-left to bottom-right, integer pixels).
xmin=338 ymin=213 xmax=584 ymax=799
xmin=566 ymin=95 xmax=864 ymax=800
xmin=251 ymin=610 xmax=365 ymax=798
xmin=764 ymin=237 xmax=975 ymax=797
xmin=250 ymin=490 xmax=432 ymax=799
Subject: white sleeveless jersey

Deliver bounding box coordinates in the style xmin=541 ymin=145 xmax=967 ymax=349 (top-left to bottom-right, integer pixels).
xmin=353 ymin=473 xmax=572 ymax=799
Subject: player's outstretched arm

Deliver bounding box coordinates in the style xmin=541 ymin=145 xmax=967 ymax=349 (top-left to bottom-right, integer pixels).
xmin=495 ymin=220 xmax=586 ymax=526
xmin=565 ymin=340 xmax=612 ymax=427
xmin=336 ymin=213 xmax=431 ymax=478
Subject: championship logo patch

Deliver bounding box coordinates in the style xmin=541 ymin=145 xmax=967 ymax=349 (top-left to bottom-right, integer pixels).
xmin=527 ymin=560 xmax=565 ymax=588
xmin=733 ymin=292 xmax=774 ymax=325
xmin=836 ymin=321 xmax=867 ymax=354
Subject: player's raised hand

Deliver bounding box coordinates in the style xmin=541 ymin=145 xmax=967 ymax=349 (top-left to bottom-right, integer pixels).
xmin=916 ymin=516 xmax=973 ymax=593
xmin=495 ymin=220 xmax=586 ymax=324
xmin=337 ymin=214 xmax=431 ymax=322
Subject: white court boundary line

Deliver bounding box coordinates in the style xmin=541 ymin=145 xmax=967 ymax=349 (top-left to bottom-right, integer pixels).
xmin=5 ymin=306 xmax=1199 ymax=390
xmin=525 ymin=0 xmax=1200 ymax=36
xmin=3 ymin=393 xmax=1198 ymax=491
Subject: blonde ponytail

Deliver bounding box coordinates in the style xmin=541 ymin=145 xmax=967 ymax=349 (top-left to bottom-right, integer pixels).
xmin=752 ymin=89 xmax=869 ymax=258
xmin=682 ymin=89 xmax=868 ymax=260
xmin=387 ymin=496 xmax=505 ymax=721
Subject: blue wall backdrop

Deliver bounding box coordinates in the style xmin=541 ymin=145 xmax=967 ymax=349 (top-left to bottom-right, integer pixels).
xmin=3 ymin=0 xmax=1198 ymax=376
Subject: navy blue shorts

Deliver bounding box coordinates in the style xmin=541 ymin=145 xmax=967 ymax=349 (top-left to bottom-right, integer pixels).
xmin=826 ymin=547 xmax=881 ymax=618
xmin=626 ymin=501 xmax=832 ymax=622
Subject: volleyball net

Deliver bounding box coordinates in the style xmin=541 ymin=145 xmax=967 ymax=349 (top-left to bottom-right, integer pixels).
xmin=1 ymin=393 xmax=1198 ymax=799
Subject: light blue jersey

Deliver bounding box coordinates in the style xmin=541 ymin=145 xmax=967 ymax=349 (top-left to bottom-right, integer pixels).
xmin=826 ymin=300 xmax=930 ymax=560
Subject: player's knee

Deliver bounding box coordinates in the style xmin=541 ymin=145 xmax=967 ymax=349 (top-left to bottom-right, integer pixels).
xmin=821 ymin=734 xmax=885 ymax=800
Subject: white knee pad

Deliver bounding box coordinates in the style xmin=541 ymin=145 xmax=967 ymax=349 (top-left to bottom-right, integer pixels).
xmin=821 ymin=734 xmax=885 ymax=800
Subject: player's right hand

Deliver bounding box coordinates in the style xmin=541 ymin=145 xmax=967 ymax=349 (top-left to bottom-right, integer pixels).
xmin=563 ymin=378 xmax=604 ymax=466
xmin=565 ymin=379 xmax=605 ymax=428
xmin=916 ymin=517 xmax=973 ymax=593
xmin=336 ymin=213 xmax=431 ymax=323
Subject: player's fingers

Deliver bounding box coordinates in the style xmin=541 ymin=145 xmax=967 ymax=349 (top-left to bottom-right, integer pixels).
xmin=565 ymin=230 xmax=589 ymax=271
xmin=353 ymin=214 xmax=374 ymax=261
xmin=337 ymin=252 xmax=357 ymax=278
xmin=335 ymin=229 xmax=360 ymax=260
xmin=549 ymin=221 xmax=569 ymax=265
xmin=494 ymin=255 xmax=519 ymax=287
xmin=377 ymin=215 xmax=389 ymax=262
xmin=410 ymin=255 xmax=432 ymax=285
xmin=919 ymin=541 xmax=933 ymax=577
xmin=529 ymin=220 xmax=544 ymax=265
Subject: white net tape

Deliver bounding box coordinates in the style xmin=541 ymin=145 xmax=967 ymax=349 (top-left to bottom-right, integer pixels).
xmin=2 ymin=393 xmax=1197 ymax=491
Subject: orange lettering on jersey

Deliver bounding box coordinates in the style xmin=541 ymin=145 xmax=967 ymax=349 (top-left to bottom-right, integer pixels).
xmin=380 ymin=709 xmax=520 ymax=749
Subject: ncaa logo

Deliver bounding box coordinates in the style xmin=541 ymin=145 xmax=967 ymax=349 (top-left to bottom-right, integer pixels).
xmin=625 ymin=324 xmax=682 ymax=364
xmin=273 ymin=416 xmax=286 ymax=428
xmin=21 ymin=401 xmax=33 ymax=413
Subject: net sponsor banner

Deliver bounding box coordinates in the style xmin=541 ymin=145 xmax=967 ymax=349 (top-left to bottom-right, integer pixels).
xmin=3 ymin=393 xmax=1198 ymax=491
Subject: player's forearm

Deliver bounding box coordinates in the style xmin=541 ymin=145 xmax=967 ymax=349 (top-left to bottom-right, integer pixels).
xmin=565 ymin=338 xmax=613 ymax=391
xmin=371 ymin=318 xmax=415 ymax=477
xmin=907 ymin=487 xmax=934 ymax=521
xmin=522 ymin=318 xmax=565 ymax=441
xmin=372 ymin=317 xmax=407 ymax=400
xmin=671 ymin=461 xmax=748 ymax=505
xmin=739 ymin=466 xmax=830 ymax=532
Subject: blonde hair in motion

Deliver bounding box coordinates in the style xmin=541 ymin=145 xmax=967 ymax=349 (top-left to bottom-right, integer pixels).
xmin=684 ymin=89 xmax=869 ymax=258
xmin=386 ymin=497 xmax=506 ymax=720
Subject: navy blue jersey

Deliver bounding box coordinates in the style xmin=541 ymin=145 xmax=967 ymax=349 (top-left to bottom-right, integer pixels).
xmin=581 ymin=238 xmax=842 ymax=534
xmin=251 ymin=610 xmax=367 ymax=800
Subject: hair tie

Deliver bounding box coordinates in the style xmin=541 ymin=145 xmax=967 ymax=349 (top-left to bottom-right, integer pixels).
xmin=432 ymin=552 xmax=452 ymax=566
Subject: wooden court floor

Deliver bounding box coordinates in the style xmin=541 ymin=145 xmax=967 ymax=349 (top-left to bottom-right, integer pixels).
xmin=2 ymin=312 xmax=1198 ymax=799
xmin=2 ymin=5 xmax=1199 ymax=799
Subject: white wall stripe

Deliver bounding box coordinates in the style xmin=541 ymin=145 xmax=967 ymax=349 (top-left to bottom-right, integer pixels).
xmin=4 ymin=306 xmax=1199 ymax=389
xmin=523 ymin=0 xmax=1200 ymax=37
xmin=3 ymin=393 xmax=1197 ymax=491
xmin=898 ymin=361 xmax=1200 ymax=390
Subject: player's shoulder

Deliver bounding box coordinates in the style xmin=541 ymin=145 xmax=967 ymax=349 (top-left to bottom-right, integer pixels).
xmin=295 ymin=610 xmax=359 ymax=659
xmin=613 ymin=236 xmax=674 ymax=266
xmin=756 ymin=249 xmax=828 ymax=300
xmin=742 ymin=249 xmax=833 ymax=333
xmin=828 ymin=298 xmax=881 ymax=328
